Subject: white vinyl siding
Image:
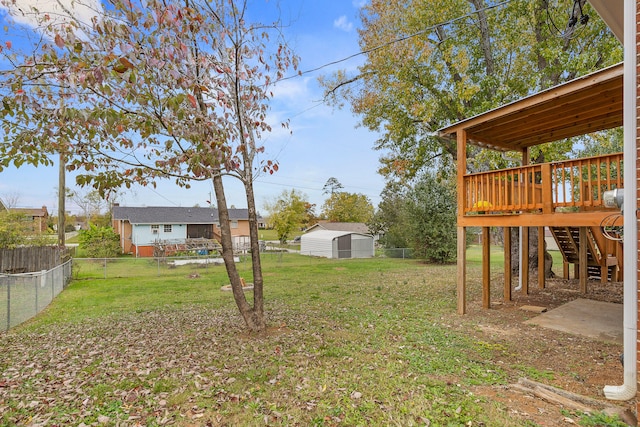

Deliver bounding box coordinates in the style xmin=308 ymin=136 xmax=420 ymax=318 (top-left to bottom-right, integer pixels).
xmin=300 ymin=230 xmax=374 ymax=259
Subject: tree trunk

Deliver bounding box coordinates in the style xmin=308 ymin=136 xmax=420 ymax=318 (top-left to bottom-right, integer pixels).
xmin=509 ymin=227 xmax=555 ymax=278
xmin=211 ymin=172 xmax=266 ymax=333
xmin=243 ymin=174 xmax=265 ymax=327
xmin=468 ymin=0 xmax=495 ymax=79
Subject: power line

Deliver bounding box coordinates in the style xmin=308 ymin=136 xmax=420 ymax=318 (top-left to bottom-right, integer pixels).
xmin=268 ymin=0 xmax=516 ymax=150
xmin=278 ymin=0 xmax=514 ymax=82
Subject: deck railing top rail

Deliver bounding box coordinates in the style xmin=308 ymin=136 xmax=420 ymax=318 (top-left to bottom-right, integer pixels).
xmin=462 ymin=152 xmax=623 ymax=216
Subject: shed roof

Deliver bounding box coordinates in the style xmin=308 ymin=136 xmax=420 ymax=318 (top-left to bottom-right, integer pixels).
xmin=301 ymin=230 xmax=372 ymax=240
xmin=437 ymin=62 xmax=623 ymax=152
xmin=306 ymin=222 xmax=371 ymax=235
xmin=112 ymin=206 xmax=251 ymax=225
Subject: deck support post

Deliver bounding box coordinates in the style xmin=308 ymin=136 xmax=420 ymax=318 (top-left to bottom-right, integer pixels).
xmin=457 ymin=226 xmax=466 ymax=314
xmin=520 ymin=148 xmax=530 ymax=295
xmin=521 ymin=227 xmax=529 ymax=294
xmin=504 ymin=227 xmax=511 ymax=302
xmin=482 ymin=227 xmax=490 ymax=309
xmin=538 ymin=226 xmax=545 ymax=289
xmin=456 ymin=129 xmax=467 ymax=314
xmin=579 ymin=227 xmax=588 ymax=293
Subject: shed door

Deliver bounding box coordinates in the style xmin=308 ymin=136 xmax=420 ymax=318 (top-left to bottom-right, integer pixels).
xmin=187 ymin=224 xmax=212 ymax=239
xmin=337 ymin=235 xmax=351 ymax=258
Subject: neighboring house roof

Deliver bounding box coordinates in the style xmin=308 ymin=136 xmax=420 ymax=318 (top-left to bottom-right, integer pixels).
xmin=113 ymin=206 xmax=254 ymax=224
xmin=305 ymin=222 xmax=371 ymax=235
xmin=10 ymin=206 xmax=48 ymax=217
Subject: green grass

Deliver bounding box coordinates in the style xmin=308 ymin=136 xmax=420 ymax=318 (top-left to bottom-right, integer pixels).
xmin=466 ymin=245 xmax=564 ymax=275
xmin=0 ymin=251 xmax=622 ymax=426
xmin=258 ymin=228 xmax=280 ymax=240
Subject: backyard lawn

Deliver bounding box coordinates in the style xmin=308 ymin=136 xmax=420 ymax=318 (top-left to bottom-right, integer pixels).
xmin=0 ymin=250 xmax=630 ymax=426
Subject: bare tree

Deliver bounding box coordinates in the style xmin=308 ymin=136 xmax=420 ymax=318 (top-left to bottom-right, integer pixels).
xmin=1 ymin=191 xmax=21 ymax=209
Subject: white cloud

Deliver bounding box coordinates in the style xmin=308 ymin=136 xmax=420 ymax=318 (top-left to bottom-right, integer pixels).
xmin=271 ymin=77 xmax=311 ymax=103
xmin=2 ymin=0 xmax=102 ymax=33
xmin=333 ymin=15 xmax=353 ymax=32
xmin=352 ymin=0 xmax=367 ymax=8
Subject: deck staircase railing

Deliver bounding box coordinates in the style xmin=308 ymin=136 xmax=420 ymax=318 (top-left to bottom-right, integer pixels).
xmin=463 ymin=153 xmax=623 ymax=215
xmin=549 ymin=226 xmax=623 ymax=282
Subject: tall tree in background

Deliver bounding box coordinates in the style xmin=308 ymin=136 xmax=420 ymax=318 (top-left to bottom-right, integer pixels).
xmin=0 ymin=0 xmax=298 ymax=332
xmin=0 ymin=192 xmax=21 ymax=209
xmin=322 ymin=192 xmax=374 ymax=223
xmin=264 ymin=189 xmax=313 ymax=243
xmin=322 ymin=177 xmax=344 ymax=195
xmin=321 ymin=0 xmax=621 ymax=272
xmin=70 ymin=189 xmax=108 ymax=228
xmin=368 ymin=183 xmax=411 ymax=249
xmin=321 ymin=0 xmax=621 ymax=182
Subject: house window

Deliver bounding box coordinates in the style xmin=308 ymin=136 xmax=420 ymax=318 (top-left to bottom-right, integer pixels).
xmin=164 ymin=224 xmax=172 ymax=233
xmin=151 ymin=225 xmax=159 ymax=234
xmin=231 ymin=221 xmax=238 ymax=229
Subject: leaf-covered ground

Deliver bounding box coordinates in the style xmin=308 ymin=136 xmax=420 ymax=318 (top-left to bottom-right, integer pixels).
xmin=0 ymin=260 xmax=635 ymax=426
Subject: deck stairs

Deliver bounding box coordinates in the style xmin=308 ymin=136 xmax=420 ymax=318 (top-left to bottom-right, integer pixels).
xmin=548 ymin=226 xmax=622 ymax=282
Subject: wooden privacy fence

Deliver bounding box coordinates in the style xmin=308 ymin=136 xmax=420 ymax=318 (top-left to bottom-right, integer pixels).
xmin=0 ymin=246 xmax=71 ymax=274
xmin=462 ymin=152 xmax=623 ymax=215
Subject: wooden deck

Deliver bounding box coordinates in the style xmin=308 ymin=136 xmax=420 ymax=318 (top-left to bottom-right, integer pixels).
xmin=460 ymin=152 xmax=623 ymax=227
xmin=436 ymin=64 xmax=624 ymax=315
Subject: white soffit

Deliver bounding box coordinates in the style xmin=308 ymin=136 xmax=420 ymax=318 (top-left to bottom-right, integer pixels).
xmin=588 ymin=0 xmax=624 ymax=44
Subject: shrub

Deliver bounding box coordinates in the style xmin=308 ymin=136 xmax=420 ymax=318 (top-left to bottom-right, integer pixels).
xmin=78 ymin=225 xmax=121 ymax=258
xmin=406 ymin=173 xmax=457 ymax=263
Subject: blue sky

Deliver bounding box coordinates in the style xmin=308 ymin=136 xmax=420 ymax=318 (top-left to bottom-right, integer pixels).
xmin=0 ymin=0 xmax=386 ymax=215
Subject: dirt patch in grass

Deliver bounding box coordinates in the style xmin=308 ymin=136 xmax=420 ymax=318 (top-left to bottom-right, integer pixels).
xmin=448 ymin=276 xmax=635 ymax=426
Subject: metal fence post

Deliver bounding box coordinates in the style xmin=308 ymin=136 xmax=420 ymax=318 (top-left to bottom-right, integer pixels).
xmin=44 ymin=269 xmax=51 ymax=302
xmin=103 ymin=258 xmax=107 ymax=280
xmin=6 ymin=279 xmax=10 ymax=331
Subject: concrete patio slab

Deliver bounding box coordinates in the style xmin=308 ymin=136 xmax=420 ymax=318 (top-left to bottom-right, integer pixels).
xmin=524 ymin=298 xmax=623 ymax=344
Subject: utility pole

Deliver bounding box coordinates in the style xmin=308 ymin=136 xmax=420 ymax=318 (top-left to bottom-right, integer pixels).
xmin=57 ymin=152 xmax=66 ymax=247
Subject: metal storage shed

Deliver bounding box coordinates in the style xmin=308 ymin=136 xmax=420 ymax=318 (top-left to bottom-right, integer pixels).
xmin=300 ymin=230 xmax=374 ymax=259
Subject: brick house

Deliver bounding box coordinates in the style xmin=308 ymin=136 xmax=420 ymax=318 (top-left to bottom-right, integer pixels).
xmin=112 ymin=205 xmax=257 ymax=257
xmin=9 ymin=206 xmax=49 ymax=234
xmin=588 ymin=0 xmax=638 ymax=416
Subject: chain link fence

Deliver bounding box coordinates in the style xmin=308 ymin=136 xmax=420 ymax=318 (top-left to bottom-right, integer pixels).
xmin=71 ymin=248 xmax=415 ymax=280
xmin=0 ymin=249 xmax=414 ymax=330
xmin=0 ymin=260 xmax=73 ymax=331
xmin=379 ymin=248 xmax=414 ymax=259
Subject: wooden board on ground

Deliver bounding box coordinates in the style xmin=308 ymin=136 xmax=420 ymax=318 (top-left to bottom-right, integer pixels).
xmin=520 ymin=305 xmax=547 ymax=313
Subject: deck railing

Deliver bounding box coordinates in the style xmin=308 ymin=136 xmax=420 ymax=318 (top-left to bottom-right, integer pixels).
xmin=463 ymin=153 xmax=623 ymax=215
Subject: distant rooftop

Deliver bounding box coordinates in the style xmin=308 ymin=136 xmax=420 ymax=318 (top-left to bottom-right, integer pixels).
xmin=112 ymin=206 xmax=255 ymax=224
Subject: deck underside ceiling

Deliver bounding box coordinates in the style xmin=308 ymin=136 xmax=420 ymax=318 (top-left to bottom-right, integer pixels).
xmin=438 ymin=63 xmax=624 ymax=152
